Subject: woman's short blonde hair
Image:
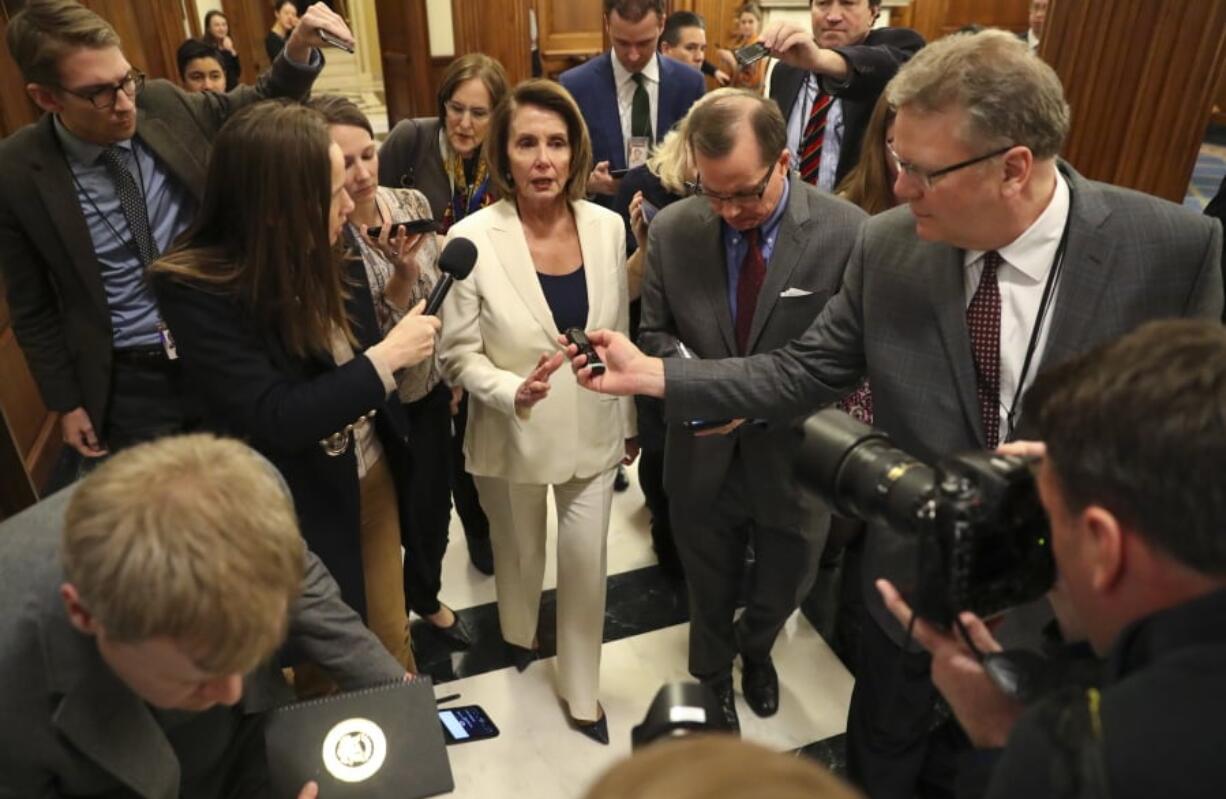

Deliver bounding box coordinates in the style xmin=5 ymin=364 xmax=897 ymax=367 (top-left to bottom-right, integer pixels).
xmin=62 ymin=434 xmax=305 ymax=675
xmin=484 ymin=79 xmax=593 ymax=204
xmin=584 ymin=735 xmax=864 ymax=799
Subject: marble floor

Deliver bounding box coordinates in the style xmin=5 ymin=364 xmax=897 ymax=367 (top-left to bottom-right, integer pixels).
xmin=409 ymin=466 xmax=854 ymax=799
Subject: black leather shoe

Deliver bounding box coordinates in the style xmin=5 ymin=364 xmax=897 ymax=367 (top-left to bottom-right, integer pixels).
xmin=568 ymin=707 xmax=610 ymax=745
xmin=706 ymin=677 xmax=740 ymax=734
xmin=614 ymin=466 xmax=630 ymax=492
xmin=742 ymin=657 xmax=779 ymax=718
xmin=507 ymin=643 xmax=537 ymax=672
xmin=467 ymin=534 xmax=494 ymax=575
xmin=429 ymin=609 xmax=473 ymax=650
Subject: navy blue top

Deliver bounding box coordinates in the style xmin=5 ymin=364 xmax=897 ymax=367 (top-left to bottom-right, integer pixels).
xmin=537 ymin=266 xmax=589 ymax=333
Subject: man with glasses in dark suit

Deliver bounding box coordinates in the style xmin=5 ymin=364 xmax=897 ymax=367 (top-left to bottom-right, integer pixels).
xmin=0 ymin=0 xmax=350 ymax=463
xmin=567 ymin=31 xmax=1222 ymax=798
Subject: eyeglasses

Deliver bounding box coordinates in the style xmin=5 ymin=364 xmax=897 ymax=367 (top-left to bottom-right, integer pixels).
xmin=58 ymin=71 xmax=145 ymax=110
xmin=686 ymin=162 xmax=775 ymax=207
xmin=887 ymin=143 xmax=1014 ymax=189
xmin=444 ymin=100 xmax=491 ymax=122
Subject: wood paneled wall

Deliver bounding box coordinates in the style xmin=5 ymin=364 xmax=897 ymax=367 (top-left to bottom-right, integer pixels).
xmin=905 ymin=0 xmax=1029 ymax=44
xmin=1043 ymin=0 xmax=1226 ymax=202
xmin=221 ymin=0 xmax=275 ymax=86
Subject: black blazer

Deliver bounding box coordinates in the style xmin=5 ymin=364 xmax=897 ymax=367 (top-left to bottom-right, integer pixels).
xmin=152 ymin=258 xmax=413 ymax=620
xmin=769 ymin=26 xmax=925 ymax=187
xmin=378 ymin=117 xmax=452 ymax=224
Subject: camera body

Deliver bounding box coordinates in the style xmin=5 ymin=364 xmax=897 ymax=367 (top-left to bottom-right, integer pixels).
xmin=796 ymin=409 xmax=1054 ymax=626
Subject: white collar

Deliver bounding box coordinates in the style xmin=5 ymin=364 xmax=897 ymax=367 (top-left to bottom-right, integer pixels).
xmin=611 ymin=52 xmax=659 ymax=87
xmin=965 ymin=169 xmax=1070 ymax=282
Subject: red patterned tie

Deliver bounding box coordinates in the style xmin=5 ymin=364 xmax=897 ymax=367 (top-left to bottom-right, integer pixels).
xmin=967 ymin=251 xmax=1002 ymax=447
xmin=799 ymin=90 xmax=832 ymax=185
xmin=735 ymin=228 xmax=766 ymax=355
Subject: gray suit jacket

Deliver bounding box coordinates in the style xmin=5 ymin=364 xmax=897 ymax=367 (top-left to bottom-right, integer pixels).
xmin=639 ymin=176 xmax=866 ymax=530
xmin=0 ymin=53 xmax=321 ymax=432
xmin=665 ymin=163 xmax=1224 ymax=642
xmin=0 ymin=488 xmax=405 ymax=799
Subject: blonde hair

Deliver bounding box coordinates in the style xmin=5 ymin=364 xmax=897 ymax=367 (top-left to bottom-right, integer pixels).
xmin=886 ymin=29 xmax=1069 ymax=158
xmin=485 ymin=79 xmax=593 ymax=204
xmin=584 ymin=736 xmax=864 ymax=799
xmin=62 ymin=434 xmax=305 ymax=674
xmin=6 ymin=0 xmax=121 ymax=86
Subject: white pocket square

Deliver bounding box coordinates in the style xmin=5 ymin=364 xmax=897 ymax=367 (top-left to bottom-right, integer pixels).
xmin=780 ymin=287 xmax=813 ymax=298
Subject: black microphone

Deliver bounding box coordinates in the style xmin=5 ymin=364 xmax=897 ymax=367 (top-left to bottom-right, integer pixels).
xmin=424 ymin=237 xmax=477 ymax=316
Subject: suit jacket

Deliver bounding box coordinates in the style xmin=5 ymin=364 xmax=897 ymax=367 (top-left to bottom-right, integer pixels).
xmin=665 ymin=162 xmax=1224 ymax=643
xmin=0 ymin=53 xmax=320 ymax=433
xmin=559 ymin=52 xmax=706 ymax=175
xmin=0 ymin=486 xmax=404 ymax=799
xmin=639 ymin=176 xmax=866 ymax=530
xmin=378 ymin=117 xmax=452 ymax=224
xmin=439 ymin=199 xmax=635 ymax=484
xmin=151 ymin=257 xmax=414 ymax=621
xmin=769 ymin=27 xmax=924 ymax=187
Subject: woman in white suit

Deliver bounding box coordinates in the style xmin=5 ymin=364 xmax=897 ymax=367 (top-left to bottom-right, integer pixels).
xmin=440 ymin=79 xmax=637 ymax=744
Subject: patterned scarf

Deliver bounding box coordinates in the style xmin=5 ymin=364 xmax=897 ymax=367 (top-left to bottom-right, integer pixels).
xmin=441 ymin=148 xmax=493 ymax=233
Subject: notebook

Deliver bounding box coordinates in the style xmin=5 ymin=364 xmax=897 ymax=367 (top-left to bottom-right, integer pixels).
xmin=264 ymin=677 xmax=454 ymax=798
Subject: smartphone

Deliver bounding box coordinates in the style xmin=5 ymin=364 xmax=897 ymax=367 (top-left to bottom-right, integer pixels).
xmin=675 ymin=341 xmax=734 ymax=431
xmin=608 ymin=168 xmax=630 ymax=178
xmin=566 ymin=327 xmax=606 ymax=376
xmin=319 ymin=29 xmax=355 ymax=54
xmin=365 ymin=218 xmax=441 ymax=239
xmin=641 ymin=199 xmax=660 ymax=225
xmin=734 ymin=42 xmax=770 ymax=69
xmin=439 ymin=705 xmax=500 ymax=745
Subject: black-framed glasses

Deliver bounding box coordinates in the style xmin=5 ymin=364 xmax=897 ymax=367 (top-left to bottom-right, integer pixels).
xmin=888 ymin=143 xmax=1014 ymax=189
xmin=444 ymin=99 xmax=491 ymax=122
xmin=686 ymin=161 xmax=776 ymax=206
xmin=58 ymin=71 xmax=145 ymax=110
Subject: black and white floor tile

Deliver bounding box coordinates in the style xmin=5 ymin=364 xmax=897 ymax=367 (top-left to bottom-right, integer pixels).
xmin=412 ymin=467 xmax=854 ymax=799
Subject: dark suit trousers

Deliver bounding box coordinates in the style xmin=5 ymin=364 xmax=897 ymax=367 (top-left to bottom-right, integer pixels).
xmin=103 ymin=351 xmax=193 ymax=451
xmin=402 ymin=383 xmax=456 ymax=616
xmin=450 ymin=391 xmax=490 ymax=542
xmin=672 ymin=449 xmax=823 ymax=679
xmin=846 ymin=600 xmax=966 ymax=799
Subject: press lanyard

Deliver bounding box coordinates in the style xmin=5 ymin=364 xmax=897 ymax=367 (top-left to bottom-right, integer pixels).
xmin=1000 ymin=185 xmax=1074 ymax=441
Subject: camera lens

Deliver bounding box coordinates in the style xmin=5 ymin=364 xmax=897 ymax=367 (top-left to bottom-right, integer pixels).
xmin=796 ymin=409 xmax=936 ymax=532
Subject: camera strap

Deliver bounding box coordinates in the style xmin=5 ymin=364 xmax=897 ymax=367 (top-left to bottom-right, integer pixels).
xmin=1002 ymin=184 xmax=1075 ymax=442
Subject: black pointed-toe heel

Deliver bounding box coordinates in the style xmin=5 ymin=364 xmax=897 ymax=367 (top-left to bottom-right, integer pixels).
xmin=507 ymin=642 xmax=537 ymax=672
xmin=569 ymin=708 xmax=609 ymax=745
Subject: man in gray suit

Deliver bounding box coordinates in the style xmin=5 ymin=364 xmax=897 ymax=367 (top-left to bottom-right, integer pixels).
xmin=568 ymin=30 xmax=1223 ymax=798
xmin=638 ymin=91 xmax=866 ymax=731
xmin=0 ymin=435 xmax=408 ymax=799
xmin=0 ymin=0 xmax=349 ymax=462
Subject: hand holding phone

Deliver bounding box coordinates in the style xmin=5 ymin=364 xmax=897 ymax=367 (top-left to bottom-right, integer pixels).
xmin=566 ymin=328 xmax=606 ymax=376
xmin=734 ymin=42 xmax=770 ymax=69
xmin=365 ymin=218 xmax=441 ymax=239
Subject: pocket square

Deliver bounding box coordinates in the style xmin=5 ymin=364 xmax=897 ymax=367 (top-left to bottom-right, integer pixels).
xmin=780 ymin=287 xmax=813 ymax=298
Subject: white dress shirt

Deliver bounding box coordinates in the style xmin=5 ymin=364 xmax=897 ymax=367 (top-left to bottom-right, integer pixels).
xmin=963 ymin=171 xmax=1071 ymax=439
xmin=611 ymin=52 xmax=661 ymax=146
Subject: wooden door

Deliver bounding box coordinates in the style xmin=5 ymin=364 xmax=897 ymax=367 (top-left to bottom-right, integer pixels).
xmin=536 ymin=0 xmax=604 ymax=77
xmin=450 ymin=0 xmax=532 ymax=88
xmin=375 ymin=0 xmax=435 ymax=124
xmin=222 ymin=0 xmax=275 ymax=85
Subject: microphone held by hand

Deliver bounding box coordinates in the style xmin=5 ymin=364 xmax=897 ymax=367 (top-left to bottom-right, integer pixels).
xmin=424 ymin=237 xmax=478 ymax=316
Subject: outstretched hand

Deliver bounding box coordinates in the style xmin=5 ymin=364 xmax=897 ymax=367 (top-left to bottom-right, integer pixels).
xmin=556 ymin=329 xmax=665 ymax=398
xmin=515 ymin=352 xmax=565 ymax=410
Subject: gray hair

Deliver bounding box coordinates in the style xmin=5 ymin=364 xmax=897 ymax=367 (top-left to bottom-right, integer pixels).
xmin=686 ymin=89 xmax=787 ymax=168
xmin=885 ymin=29 xmax=1069 ymax=158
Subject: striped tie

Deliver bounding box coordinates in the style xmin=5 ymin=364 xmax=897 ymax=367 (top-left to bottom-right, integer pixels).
xmin=799 ymin=91 xmax=832 ymax=185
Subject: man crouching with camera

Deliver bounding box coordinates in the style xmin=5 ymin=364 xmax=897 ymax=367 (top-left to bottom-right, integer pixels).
xmin=878 ymin=319 xmax=1226 ymax=799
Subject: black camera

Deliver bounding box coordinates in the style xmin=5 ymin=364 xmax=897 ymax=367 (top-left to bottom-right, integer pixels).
xmin=796 ymin=409 xmax=1055 ymax=626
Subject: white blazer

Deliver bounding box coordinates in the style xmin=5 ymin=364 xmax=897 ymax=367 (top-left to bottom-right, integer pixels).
xmin=440 ymin=199 xmax=636 ymax=485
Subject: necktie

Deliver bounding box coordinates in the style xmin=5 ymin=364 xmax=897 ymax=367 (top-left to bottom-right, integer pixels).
xmin=967 ymin=251 xmax=1003 ymax=447
xmin=630 ymin=73 xmax=653 ymax=140
xmin=798 ymin=87 xmax=832 ymax=185
xmin=99 ymin=145 xmax=157 ymax=266
xmin=735 ymin=229 xmax=766 ymax=355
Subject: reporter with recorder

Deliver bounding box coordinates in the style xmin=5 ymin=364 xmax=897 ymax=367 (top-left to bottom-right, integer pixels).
xmin=878 ymin=320 xmax=1226 ymax=799
xmin=150 ymin=102 xmax=440 ymax=686
xmin=439 ymin=80 xmax=636 ymax=743
xmin=312 ymin=94 xmax=474 ymax=649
